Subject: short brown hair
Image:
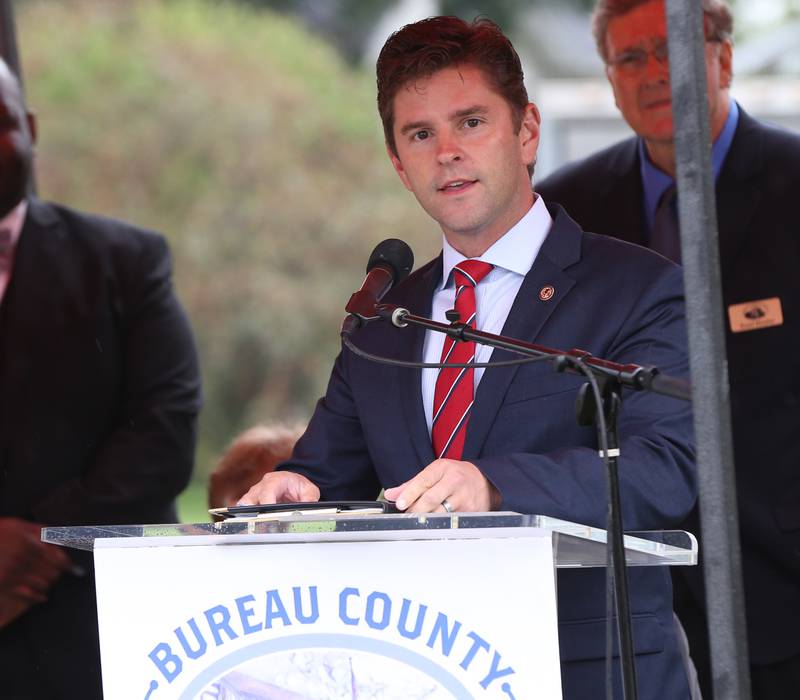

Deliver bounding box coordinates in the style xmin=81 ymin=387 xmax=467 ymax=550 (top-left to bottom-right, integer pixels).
xmin=376 ymin=16 xmax=529 ymax=156
xmin=592 ymin=0 xmax=733 ymax=63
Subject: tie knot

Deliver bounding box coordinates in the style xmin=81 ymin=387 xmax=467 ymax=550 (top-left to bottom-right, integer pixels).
xmin=453 ymin=259 xmax=493 ymax=288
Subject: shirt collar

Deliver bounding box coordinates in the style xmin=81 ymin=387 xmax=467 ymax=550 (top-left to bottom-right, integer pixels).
xmin=439 ymin=195 xmax=552 ymax=290
xmin=0 ymin=199 xmax=28 ymax=249
xmin=639 ymin=99 xmax=739 ymax=229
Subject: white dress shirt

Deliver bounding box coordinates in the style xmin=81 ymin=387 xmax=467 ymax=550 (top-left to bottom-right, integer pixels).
xmin=421 ymin=195 xmax=553 ymax=433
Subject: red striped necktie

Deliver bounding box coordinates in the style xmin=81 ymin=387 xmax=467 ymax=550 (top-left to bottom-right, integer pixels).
xmin=431 ymin=259 xmax=494 ymax=460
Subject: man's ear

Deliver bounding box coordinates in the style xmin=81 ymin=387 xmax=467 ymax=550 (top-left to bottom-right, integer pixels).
xmin=719 ymin=39 xmax=733 ymax=90
xmin=26 ymin=111 xmax=37 ymax=145
xmin=605 ymin=65 xmax=622 ymax=110
xmin=519 ymin=103 xmax=541 ymax=166
xmin=386 ymin=142 xmax=413 ymax=192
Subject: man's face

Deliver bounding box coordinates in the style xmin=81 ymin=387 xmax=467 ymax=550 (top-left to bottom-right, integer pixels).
xmin=0 ymin=69 xmax=35 ymax=218
xmin=388 ymin=64 xmax=539 ymax=255
xmin=604 ymin=0 xmax=732 ymax=147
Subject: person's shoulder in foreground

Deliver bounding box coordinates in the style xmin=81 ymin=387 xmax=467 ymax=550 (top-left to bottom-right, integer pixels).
xmin=0 ymin=54 xmax=201 ymax=700
xmin=539 ymin=1 xmax=800 ymax=697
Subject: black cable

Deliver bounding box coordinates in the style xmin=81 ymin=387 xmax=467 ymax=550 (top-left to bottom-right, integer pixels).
xmin=341 ymin=332 xmax=555 ymax=370
xmin=572 ymin=356 xmax=638 ymax=700
xmin=580 ymin=363 xmax=615 ymax=700
xmin=565 ymin=358 xmax=616 ymax=700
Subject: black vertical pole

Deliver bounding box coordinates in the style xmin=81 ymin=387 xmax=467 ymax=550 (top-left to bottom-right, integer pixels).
xmin=0 ymin=0 xmax=22 ymax=78
xmin=664 ymin=1 xmax=751 ymax=698
xmin=0 ymin=0 xmax=36 ymax=194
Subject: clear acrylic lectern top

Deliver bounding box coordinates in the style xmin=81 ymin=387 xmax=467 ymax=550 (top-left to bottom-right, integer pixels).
xmin=42 ymin=512 xmax=696 ymax=569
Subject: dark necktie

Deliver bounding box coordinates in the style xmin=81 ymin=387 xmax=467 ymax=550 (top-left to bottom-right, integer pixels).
xmin=650 ymin=184 xmax=681 ymax=264
xmin=431 ymin=259 xmax=494 ymax=460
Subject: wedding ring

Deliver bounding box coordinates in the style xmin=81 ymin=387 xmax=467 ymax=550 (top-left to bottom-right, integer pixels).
xmin=441 ymin=498 xmax=454 ymax=513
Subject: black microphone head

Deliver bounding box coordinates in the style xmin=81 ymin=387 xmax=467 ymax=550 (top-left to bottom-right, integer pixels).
xmin=366 ymin=238 xmax=414 ymax=284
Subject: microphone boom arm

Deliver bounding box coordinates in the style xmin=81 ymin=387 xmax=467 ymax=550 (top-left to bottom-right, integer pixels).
xmin=375 ymin=303 xmax=691 ymax=402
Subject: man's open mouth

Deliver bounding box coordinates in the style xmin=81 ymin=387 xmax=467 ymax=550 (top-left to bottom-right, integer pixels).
xmin=438 ymin=179 xmax=477 ymax=192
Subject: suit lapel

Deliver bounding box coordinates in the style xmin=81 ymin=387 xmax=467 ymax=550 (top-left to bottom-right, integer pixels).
xmin=0 ymin=199 xmax=63 ymax=438
xmin=9 ymin=200 xmax=64 ymax=323
xmin=598 ymin=139 xmax=646 ymax=245
xmin=463 ymin=209 xmax=581 ymax=459
xmin=396 ymin=257 xmax=441 ymax=466
xmin=715 ymin=108 xmax=762 ymax=271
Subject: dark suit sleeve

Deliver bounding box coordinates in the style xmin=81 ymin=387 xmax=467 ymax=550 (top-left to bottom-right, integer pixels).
xmin=31 ymin=233 xmax=201 ymax=525
xmin=474 ymin=263 xmax=695 ymax=531
xmin=276 ymin=350 xmax=384 ymax=502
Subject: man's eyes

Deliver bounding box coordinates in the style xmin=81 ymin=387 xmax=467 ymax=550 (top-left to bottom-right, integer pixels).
xmin=618 ymin=51 xmax=645 ymax=66
xmin=611 ymin=43 xmax=668 ymax=70
xmin=410 ymin=118 xmax=482 ymax=141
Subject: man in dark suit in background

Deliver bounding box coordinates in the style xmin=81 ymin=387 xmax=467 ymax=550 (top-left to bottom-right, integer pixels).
xmin=241 ymin=16 xmax=697 ymax=698
xmin=0 ymin=58 xmax=202 ymax=699
xmin=537 ymin=1 xmax=800 ymax=696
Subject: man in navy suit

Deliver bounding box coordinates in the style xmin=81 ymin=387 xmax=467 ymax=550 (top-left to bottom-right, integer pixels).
xmin=0 ymin=58 xmax=202 ymax=699
xmin=242 ymin=16 xmax=695 ymax=698
xmin=537 ymin=1 xmax=800 ymax=696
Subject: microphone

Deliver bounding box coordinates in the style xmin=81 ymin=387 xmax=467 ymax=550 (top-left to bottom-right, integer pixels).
xmin=341 ymin=239 xmax=414 ymax=335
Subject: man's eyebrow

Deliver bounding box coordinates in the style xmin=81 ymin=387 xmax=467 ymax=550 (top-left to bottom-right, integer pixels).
xmin=450 ymin=104 xmax=489 ymax=120
xmin=398 ymin=105 xmax=490 ymax=136
xmin=399 ymin=120 xmax=431 ymax=136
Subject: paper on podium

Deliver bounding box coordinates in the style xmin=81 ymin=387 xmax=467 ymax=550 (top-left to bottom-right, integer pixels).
xmin=208 ymin=500 xmax=399 ymax=522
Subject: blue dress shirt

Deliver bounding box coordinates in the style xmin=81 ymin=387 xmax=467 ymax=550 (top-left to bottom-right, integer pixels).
xmin=639 ymin=99 xmax=739 ymax=238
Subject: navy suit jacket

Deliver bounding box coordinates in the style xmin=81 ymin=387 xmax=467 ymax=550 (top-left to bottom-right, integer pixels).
xmin=0 ymin=199 xmax=202 ymax=699
xmin=284 ymin=206 xmax=696 ymax=698
xmin=538 ymin=108 xmax=800 ymax=670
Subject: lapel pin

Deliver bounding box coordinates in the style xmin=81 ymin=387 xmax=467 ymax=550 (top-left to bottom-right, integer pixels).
xmin=539 ymin=285 xmax=555 ymax=301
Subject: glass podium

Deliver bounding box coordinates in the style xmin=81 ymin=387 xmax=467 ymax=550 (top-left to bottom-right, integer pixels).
xmin=40 ymin=513 xmax=697 ymax=699
xmin=43 ymin=512 xmax=697 ymax=568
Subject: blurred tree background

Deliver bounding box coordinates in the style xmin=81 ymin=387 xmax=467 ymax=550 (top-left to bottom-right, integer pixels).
xmin=17 ymin=0 xmax=438 ymax=520
xmin=237 ymin=0 xmax=596 ymax=63
xmin=19 ymin=0 xmax=572 ymax=521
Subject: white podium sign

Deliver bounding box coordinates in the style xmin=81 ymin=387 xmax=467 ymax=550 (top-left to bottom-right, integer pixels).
xmin=94 ymin=535 xmax=561 ymax=699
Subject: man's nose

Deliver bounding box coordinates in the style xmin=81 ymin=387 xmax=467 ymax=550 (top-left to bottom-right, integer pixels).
xmin=436 ymin=131 xmax=463 ymax=164
xmin=643 ymin=50 xmax=670 ymax=81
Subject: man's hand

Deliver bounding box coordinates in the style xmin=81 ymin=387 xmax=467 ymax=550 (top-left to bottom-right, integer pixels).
xmin=237 ymin=471 xmax=321 ymax=506
xmin=0 ymin=518 xmax=71 ymax=605
xmin=383 ymin=459 xmax=500 ymax=513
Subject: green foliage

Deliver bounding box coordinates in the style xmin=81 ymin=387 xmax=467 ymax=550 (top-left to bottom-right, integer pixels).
xmin=18 ymin=0 xmax=438 ymax=517
xmin=177 ymin=478 xmax=212 ymax=523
